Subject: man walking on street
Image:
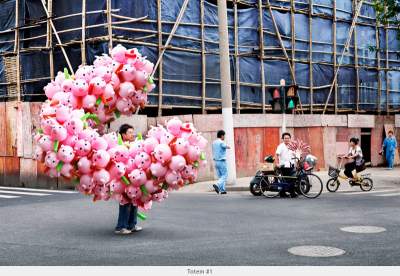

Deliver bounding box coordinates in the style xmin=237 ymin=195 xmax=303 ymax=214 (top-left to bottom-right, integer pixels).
xmin=114 ymin=124 xmax=143 ymax=235
xmin=212 ymin=130 xmax=231 ymax=195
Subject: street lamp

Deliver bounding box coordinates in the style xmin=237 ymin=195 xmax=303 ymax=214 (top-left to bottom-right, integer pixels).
xmin=280 ymin=79 xmax=286 ymax=133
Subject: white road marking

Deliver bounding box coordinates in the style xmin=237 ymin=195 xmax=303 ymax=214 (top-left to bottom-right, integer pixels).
xmin=0 ymin=191 xmax=50 ymax=196
xmin=0 ymin=195 xmax=20 ymax=199
xmin=340 ymin=226 xmax=386 ymax=233
xmin=341 ymin=189 xmax=398 ymax=195
xmin=0 ymin=186 xmax=77 ymax=194
xmin=288 ymin=246 xmax=345 ymax=257
xmin=374 ymin=192 xmax=400 ymax=197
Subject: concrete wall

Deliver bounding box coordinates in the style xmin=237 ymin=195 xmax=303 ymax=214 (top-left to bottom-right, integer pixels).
xmin=0 ymin=101 xmax=398 ymax=188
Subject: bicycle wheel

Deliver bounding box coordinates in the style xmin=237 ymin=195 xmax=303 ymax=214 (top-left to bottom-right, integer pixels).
xmin=360 ymin=177 xmax=373 ymax=191
xmin=260 ymin=176 xmax=280 ymax=198
xmin=299 ymin=173 xmax=323 ymax=198
xmin=326 ymin=178 xmax=340 ymax=192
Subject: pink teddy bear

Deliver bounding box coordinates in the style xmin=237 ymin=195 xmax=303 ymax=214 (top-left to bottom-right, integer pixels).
xmin=110 ymin=180 xmax=125 ymax=195
xmin=63 ymin=135 xmax=79 ymax=147
xmin=60 ymin=163 xmax=74 ymax=178
xmin=111 ymin=44 xmax=127 ymax=63
xmin=174 ymin=138 xmax=189 ymax=155
xmin=143 ymin=137 xmax=159 ymax=154
xmin=74 ymin=65 xmax=94 ymax=83
xmin=44 ymin=81 xmax=61 ymax=99
xmin=116 ymin=98 xmax=133 ymax=114
xmin=119 ymin=64 xmax=136 ymax=82
xmin=82 ymin=94 xmax=97 ymax=109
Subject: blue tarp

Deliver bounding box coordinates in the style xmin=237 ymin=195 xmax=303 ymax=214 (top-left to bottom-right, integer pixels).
xmin=0 ymin=0 xmax=399 ymax=109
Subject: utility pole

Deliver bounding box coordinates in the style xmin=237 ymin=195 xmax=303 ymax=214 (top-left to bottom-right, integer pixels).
xmin=217 ymin=0 xmax=237 ymax=185
xmin=280 ymin=79 xmax=287 ymax=133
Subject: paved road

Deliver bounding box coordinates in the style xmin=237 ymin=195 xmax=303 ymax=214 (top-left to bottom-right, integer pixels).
xmin=0 ymin=184 xmax=399 ymax=266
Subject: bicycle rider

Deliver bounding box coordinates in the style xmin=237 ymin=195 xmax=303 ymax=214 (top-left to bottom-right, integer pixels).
xmin=339 ymin=137 xmax=364 ymax=184
xmin=275 ymin=132 xmax=298 ymax=198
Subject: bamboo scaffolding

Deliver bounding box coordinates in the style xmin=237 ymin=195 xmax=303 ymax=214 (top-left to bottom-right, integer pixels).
xmin=106 ymin=0 xmax=113 ymax=52
xmin=200 ymin=0 xmax=206 ymax=114
xmin=234 ymin=1 xmax=241 ymax=113
xmin=322 ymin=0 xmax=364 ymax=114
xmin=333 ymin=0 xmax=338 ymax=113
xmin=15 ymin=0 xmax=21 ymax=102
xmin=81 ymin=0 xmax=86 ymax=65
xmin=157 ymin=0 xmax=163 ymax=116
xmin=309 ymin=0 xmax=313 ymax=114
xmin=353 ymin=0 xmax=361 ymax=113
xmin=385 ymin=22 xmax=390 ymax=114
xmin=258 ymin=0 xmax=266 ymax=113
xmin=39 ymin=0 xmax=74 ymax=74
xmin=1 ymin=0 xmax=398 ymax=114
xmin=375 ymin=15 xmax=381 ymax=114
xmin=151 ymin=0 xmax=190 ymax=77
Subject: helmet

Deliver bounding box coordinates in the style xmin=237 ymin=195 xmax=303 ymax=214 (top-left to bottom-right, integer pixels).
xmin=303 ymin=154 xmax=317 ymax=171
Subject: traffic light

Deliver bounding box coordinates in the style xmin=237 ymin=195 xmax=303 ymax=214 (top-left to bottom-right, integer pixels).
xmin=269 ymin=85 xmax=299 ymax=113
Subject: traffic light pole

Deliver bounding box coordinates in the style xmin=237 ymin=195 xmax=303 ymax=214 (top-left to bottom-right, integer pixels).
xmin=217 ymin=0 xmax=237 ymax=185
xmin=280 ymin=79 xmax=287 ymax=133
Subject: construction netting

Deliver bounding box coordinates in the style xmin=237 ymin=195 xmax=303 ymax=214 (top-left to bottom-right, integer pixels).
xmin=0 ymin=0 xmax=399 ymax=113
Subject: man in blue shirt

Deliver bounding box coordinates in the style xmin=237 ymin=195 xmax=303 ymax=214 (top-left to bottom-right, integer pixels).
xmin=212 ymin=130 xmax=231 ymax=194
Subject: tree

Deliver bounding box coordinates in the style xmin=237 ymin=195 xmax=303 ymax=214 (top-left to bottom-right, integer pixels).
xmin=373 ymin=0 xmax=400 ymax=40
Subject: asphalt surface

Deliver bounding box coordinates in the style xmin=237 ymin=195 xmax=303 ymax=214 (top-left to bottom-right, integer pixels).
xmin=0 ymin=184 xmax=399 ymax=266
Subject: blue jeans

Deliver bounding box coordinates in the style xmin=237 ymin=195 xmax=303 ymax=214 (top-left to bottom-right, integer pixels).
xmin=215 ymin=160 xmax=228 ymax=192
xmin=386 ymin=151 xmax=395 ymax=168
xmin=115 ymin=203 xmax=137 ymax=230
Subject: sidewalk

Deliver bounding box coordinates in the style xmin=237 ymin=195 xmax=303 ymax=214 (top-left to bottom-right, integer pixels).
xmin=178 ymin=167 xmax=400 ymax=193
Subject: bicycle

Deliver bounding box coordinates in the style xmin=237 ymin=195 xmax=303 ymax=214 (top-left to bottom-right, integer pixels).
xmin=326 ymin=156 xmax=373 ymax=192
xmin=251 ymin=155 xmax=323 ymax=199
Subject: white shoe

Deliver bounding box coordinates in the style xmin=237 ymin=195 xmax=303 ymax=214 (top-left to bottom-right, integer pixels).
xmin=114 ymin=228 xmax=132 ymax=235
xmin=130 ymin=225 xmax=142 ymax=232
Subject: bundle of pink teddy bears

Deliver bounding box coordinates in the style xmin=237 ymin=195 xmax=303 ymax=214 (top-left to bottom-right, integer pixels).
xmin=34 ymin=45 xmax=208 ymax=212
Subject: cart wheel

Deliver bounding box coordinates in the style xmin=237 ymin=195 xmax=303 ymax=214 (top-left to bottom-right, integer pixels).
xmin=299 ymin=173 xmax=323 ymax=198
xmin=261 ymin=176 xmax=280 ymax=198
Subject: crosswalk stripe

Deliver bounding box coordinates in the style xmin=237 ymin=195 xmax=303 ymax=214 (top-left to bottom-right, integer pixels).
xmin=0 ymin=186 xmax=77 ymax=194
xmin=0 ymin=190 xmax=50 ymax=196
xmin=0 ymin=195 xmax=20 ymax=199
xmin=341 ymin=189 xmax=398 ymax=195
xmin=374 ymin=192 xmax=400 ymax=197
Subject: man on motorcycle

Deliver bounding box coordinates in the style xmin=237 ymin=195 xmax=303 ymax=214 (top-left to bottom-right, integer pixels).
xmin=275 ymin=132 xmax=298 ymax=198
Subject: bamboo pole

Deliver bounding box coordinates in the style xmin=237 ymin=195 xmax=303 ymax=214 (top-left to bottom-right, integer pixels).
xmin=258 ymin=0 xmax=266 ymax=114
xmin=234 ymin=1 xmax=241 ymax=113
xmin=200 ymin=0 xmax=206 ymax=114
xmin=333 ymin=0 xmax=337 ymax=113
xmin=15 ymin=0 xmax=21 ymax=101
xmin=81 ymin=0 xmax=86 ymax=65
xmin=266 ymin=0 xmax=296 ymax=84
xmin=39 ymin=0 xmax=74 ymax=74
xmin=353 ymin=0 xmax=360 ymax=113
xmin=157 ymin=0 xmax=163 ymax=116
xmin=375 ymin=14 xmax=381 ymax=114
xmin=309 ymin=0 xmax=313 ymax=114
xmin=151 ymin=0 xmax=190 ymax=77
xmin=322 ymin=0 xmax=364 ymax=114
xmin=385 ymin=22 xmax=389 ymax=114
xmin=290 ymin=0 xmax=297 ymax=113
xmin=106 ymin=0 xmax=113 ymax=52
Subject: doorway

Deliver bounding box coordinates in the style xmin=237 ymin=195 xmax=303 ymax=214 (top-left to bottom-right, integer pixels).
xmin=361 ymin=128 xmax=371 ymax=163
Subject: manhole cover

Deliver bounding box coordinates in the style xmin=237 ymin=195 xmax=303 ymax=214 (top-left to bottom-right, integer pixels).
xmin=288 ymin=246 xmax=345 ymax=257
xmin=340 ymin=226 xmax=386 ymax=234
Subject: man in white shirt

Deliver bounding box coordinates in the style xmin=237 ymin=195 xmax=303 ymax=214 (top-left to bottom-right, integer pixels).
xmin=275 ymin=132 xmax=297 ymax=198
